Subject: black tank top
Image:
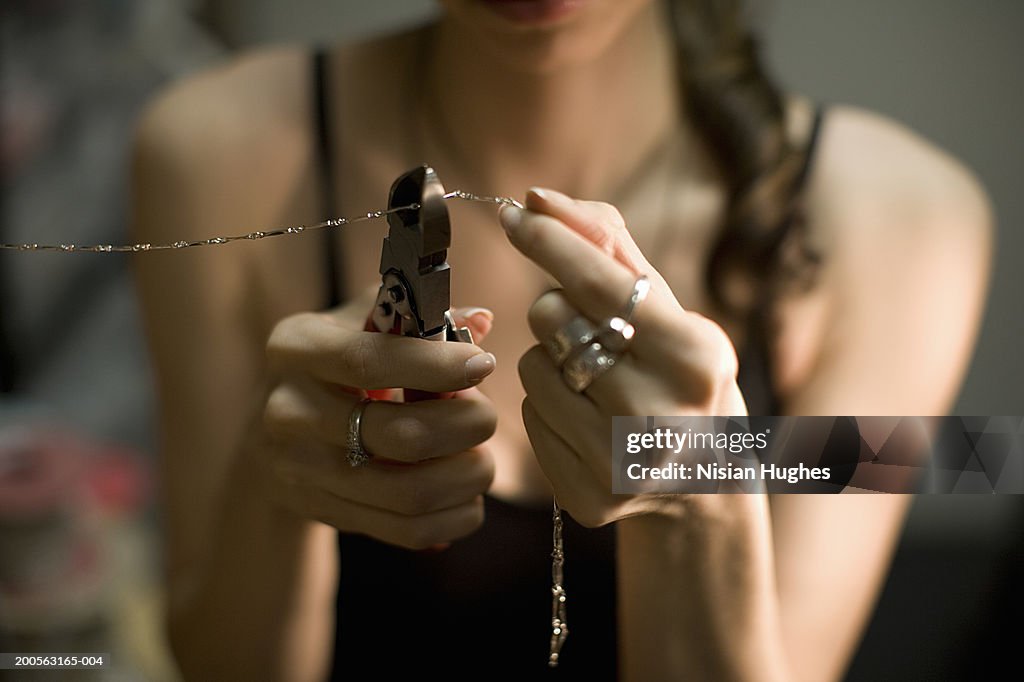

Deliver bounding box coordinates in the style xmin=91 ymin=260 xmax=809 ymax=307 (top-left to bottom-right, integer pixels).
xmin=312 ymin=50 xmax=825 ymax=680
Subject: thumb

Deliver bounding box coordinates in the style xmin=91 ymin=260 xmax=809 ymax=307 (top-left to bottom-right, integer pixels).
xmin=451 ymin=307 xmax=495 ymax=343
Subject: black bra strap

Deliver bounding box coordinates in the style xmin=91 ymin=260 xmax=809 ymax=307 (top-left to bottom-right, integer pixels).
xmin=795 ymin=105 xmax=826 ymax=193
xmin=313 ymin=49 xmax=334 ymax=196
xmin=0 ymin=256 xmax=16 ymax=393
xmin=739 ymin=105 xmax=827 ymax=416
xmin=312 ymin=49 xmax=343 ymax=309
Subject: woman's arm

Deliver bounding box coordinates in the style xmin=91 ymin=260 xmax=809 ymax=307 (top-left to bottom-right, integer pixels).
xmin=506 ymin=191 xmax=791 ymax=680
xmin=133 ymin=52 xmax=501 ymax=681
xmin=764 ymin=106 xmax=993 ymax=682
xmin=131 ymin=56 xmax=340 ymax=681
xmin=508 ymin=107 xmax=992 ymax=681
xmin=618 ymin=108 xmax=993 ymax=682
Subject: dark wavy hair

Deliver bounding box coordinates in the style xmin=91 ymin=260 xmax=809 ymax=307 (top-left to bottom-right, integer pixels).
xmin=669 ymin=0 xmax=821 ymax=327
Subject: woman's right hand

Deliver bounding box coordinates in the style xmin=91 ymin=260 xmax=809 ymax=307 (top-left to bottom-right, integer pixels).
xmin=260 ymin=289 xmax=498 ymax=549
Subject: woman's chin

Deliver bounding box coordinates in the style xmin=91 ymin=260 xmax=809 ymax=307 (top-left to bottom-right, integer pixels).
xmin=477 ymin=0 xmax=589 ymax=27
xmin=439 ymin=0 xmax=652 ymax=74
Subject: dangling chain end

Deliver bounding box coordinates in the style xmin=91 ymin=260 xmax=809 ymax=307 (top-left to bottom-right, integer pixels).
xmin=548 ymin=499 xmax=569 ymax=667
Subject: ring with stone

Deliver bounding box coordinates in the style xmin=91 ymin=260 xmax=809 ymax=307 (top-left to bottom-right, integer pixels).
xmin=346 ymin=398 xmax=373 ymax=467
xmin=546 ymin=316 xmax=598 ymax=367
xmin=562 ymin=341 xmax=618 ymax=393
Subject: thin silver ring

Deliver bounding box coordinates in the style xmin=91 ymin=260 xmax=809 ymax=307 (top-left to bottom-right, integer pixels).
xmin=346 ymin=398 xmax=373 ymax=467
xmin=547 ymin=316 xmax=597 ymax=366
xmin=620 ymin=274 xmax=651 ymax=326
xmin=562 ymin=342 xmax=618 ymax=393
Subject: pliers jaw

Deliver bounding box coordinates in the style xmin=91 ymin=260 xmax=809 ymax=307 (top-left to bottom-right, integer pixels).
xmin=370 ymin=165 xmax=472 ymax=343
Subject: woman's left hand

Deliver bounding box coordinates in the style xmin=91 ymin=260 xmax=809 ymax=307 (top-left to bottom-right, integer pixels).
xmin=500 ymin=188 xmax=748 ymax=528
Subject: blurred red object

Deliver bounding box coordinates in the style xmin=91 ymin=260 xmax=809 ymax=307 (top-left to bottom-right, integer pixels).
xmin=0 ymin=426 xmax=147 ymax=634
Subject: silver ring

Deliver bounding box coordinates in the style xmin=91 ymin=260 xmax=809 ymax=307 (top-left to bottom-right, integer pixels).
xmin=346 ymin=398 xmax=372 ymax=467
xmin=620 ymin=275 xmax=651 ymax=325
xmin=546 ymin=316 xmax=597 ymax=366
xmin=562 ymin=342 xmax=618 ymax=392
xmin=597 ymin=316 xmax=635 ymax=354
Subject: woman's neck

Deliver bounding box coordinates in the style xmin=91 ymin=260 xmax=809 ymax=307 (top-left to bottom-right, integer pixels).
xmin=423 ymin=3 xmax=680 ymax=199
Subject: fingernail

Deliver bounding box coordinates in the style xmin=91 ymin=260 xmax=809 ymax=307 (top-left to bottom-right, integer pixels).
xmin=465 ymin=352 xmax=497 ymax=383
xmin=499 ymin=204 xmax=523 ymax=232
xmin=528 ymin=186 xmax=571 ymax=208
xmin=424 ymin=542 xmax=452 ymax=553
xmin=456 ymin=307 xmax=494 ymax=341
xmin=457 ymin=307 xmax=494 ymax=322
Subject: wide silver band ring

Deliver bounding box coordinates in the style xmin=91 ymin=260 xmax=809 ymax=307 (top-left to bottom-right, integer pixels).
xmin=346 ymin=398 xmax=372 ymax=467
xmin=562 ymin=342 xmax=618 ymax=393
xmin=597 ymin=316 xmax=636 ymax=354
xmin=547 ymin=316 xmax=598 ymax=366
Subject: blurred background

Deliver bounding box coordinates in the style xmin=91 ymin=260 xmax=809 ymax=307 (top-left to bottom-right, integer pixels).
xmin=0 ymin=1 xmax=1021 ymax=679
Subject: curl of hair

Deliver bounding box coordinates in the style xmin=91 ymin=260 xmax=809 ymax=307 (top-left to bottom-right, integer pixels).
xmin=668 ymin=0 xmax=822 ymax=323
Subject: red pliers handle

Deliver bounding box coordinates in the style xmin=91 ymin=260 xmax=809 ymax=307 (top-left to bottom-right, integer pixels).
xmin=364 ymin=166 xmax=473 ymax=402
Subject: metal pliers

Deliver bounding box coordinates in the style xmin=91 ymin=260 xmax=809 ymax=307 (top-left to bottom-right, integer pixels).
xmin=365 ymin=166 xmax=473 ymax=400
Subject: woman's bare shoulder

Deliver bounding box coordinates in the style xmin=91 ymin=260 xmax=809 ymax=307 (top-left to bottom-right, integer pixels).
xmin=813 ymin=104 xmax=991 ymax=246
xmin=812 ymin=104 xmax=993 ymax=332
xmin=782 ymin=102 xmax=993 ymax=415
xmin=130 ymin=32 xmax=425 ymax=328
xmin=139 ymin=46 xmax=311 ymax=138
xmin=131 ymin=29 xmax=423 ymax=239
xmin=132 ymin=46 xmax=316 ymax=234
xmin=130 ymin=46 xmax=339 ymax=338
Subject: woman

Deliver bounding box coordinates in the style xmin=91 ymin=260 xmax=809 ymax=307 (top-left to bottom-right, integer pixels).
xmin=131 ymin=0 xmax=992 ymax=679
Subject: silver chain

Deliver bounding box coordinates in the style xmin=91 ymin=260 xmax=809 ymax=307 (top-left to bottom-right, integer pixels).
xmin=0 ymin=191 xmax=523 ymax=253
xmin=0 ymin=185 xmax=570 ymax=664
xmin=549 ymin=500 xmax=569 ymax=666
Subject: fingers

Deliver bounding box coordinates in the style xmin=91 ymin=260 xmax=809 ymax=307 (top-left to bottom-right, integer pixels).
xmin=521 ymin=399 xmax=613 ymax=529
xmin=517 ymin=346 xmax=605 ymax=463
xmin=500 ymin=202 xmax=634 ymax=318
xmin=273 ymin=472 xmax=488 ymax=550
xmin=525 ymin=286 xmax=661 ymax=366
xmin=263 ymin=300 xmax=499 ymax=550
xmin=265 ymin=409 xmax=494 ymax=548
xmin=362 ymin=388 xmax=497 ymax=462
xmin=524 ymin=290 xmax=692 ymax=412
xmin=451 ymin=307 xmax=494 ymax=342
xmin=524 ymin=188 xmax=677 ymax=299
xmin=503 ymin=187 xmax=680 ymax=307
xmin=518 ymin=344 xmax=666 ymax=468
xmin=265 ymin=381 xmax=497 ymax=463
xmin=499 ymin=205 xmax=682 ymax=345
xmin=524 ymin=188 xmax=647 ymax=275
xmin=272 ymin=440 xmax=494 ymax=518
xmin=267 ymin=312 xmax=497 ymax=392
